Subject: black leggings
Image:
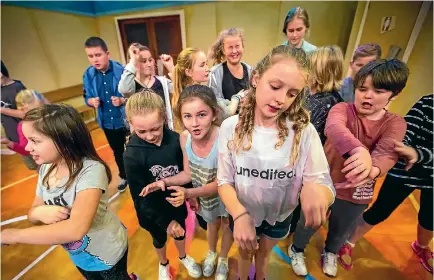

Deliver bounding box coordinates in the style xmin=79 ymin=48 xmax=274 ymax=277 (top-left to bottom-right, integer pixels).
xmin=363 ymin=174 xmax=433 ymax=231
xmin=77 ymin=248 xmax=130 ymax=280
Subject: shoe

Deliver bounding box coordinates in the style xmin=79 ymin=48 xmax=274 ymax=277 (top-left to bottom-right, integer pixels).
xmin=338 ymin=243 xmax=353 ymax=270
xmin=215 ymin=256 xmax=229 ymax=280
xmin=180 ymin=255 xmax=202 ymax=278
xmin=321 ymin=250 xmax=338 ymax=277
xmin=129 ymin=273 xmax=140 ymax=280
xmin=159 ymin=263 xmax=172 ymax=280
xmin=203 ymin=250 xmax=218 ymax=277
xmin=411 ymin=241 xmax=433 ymax=273
xmin=288 ymin=244 xmax=308 ymax=276
xmin=118 ymin=178 xmax=128 ymax=192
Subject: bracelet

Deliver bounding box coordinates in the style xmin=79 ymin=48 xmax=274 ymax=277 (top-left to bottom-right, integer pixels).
xmin=233 ymin=211 xmax=249 ymax=223
xmin=231 ymin=94 xmax=241 ymax=103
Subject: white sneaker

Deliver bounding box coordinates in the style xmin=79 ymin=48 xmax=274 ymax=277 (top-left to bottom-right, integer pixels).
xmin=159 ymin=263 xmax=172 ymax=280
xmin=288 ymin=244 xmax=308 ymax=276
xmin=215 ymin=257 xmax=229 ymax=280
xmin=180 ymin=255 xmax=202 ymax=278
xmin=321 ymin=250 xmax=338 ymax=277
xmin=203 ymin=250 xmax=218 ymax=277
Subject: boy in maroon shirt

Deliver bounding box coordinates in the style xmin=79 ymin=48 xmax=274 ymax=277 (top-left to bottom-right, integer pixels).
xmin=288 ymin=59 xmax=409 ymax=277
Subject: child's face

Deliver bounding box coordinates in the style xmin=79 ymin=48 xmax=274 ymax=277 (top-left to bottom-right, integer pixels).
xmin=85 ymin=46 xmax=110 ymax=71
xmin=223 ymin=35 xmax=244 ymax=65
xmin=20 ymin=101 xmax=40 ymax=113
xmin=181 ymin=97 xmax=216 ymax=141
xmin=186 ymin=51 xmax=209 ymax=84
xmin=137 ymin=50 xmax=155 ymax=76
xmin=130 ymin=111 xmax=164 ymax=145
xmin=354 ymin=75 xmax=394 ymax=119
xmin=285 ymin=18 xmax=307 ymax=48
xmin=252 ymin=59 xmax=306 ymax=122
xmin=22 ymin=121 xmax=61 ymax=165
xmin=350 ymin=55 xmax=377 ymax=77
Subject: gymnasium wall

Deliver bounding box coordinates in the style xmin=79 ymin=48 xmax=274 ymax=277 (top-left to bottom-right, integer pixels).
xmin=389 ymin=4 xmax=433 ymax=116
xmin=1 ymin=1 xmax=357 ymax=95
xmin=1 ymin=1 xmax=432 ymax=116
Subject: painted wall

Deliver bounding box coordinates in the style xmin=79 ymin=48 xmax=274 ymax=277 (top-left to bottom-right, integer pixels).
xmin=99 ymin=1 xmax=357 ymax=67
xmin=389 ymin=4 xmax=433 ymax=116
xmin=1 ymin=5 xmax=98 ymax=97
xmin=359 ymin=1 xmax=422 ymax=60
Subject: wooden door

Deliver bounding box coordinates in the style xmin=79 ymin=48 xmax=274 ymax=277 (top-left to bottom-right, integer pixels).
xmin=118 ymin=15 xmax=183 ymax=76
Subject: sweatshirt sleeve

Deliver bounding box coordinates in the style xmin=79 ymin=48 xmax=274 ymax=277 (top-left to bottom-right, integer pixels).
xmin=371 ymin=116 xmax=407 ymax=176
xmin=217 ymin=117 xmax=236 ymax=187
xmin=118 ymin=62 xmax=137 ymax=98
xmin=324 ymin=103 xmax=367 ymax=156
xmin=403 ymin=95 xmax=434 ymax=166
xmin=11 ymin=122 xmax=30 ymax=156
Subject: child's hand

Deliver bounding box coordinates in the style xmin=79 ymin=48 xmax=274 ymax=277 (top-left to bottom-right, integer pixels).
xmin=166 ymin=186 xmax=185 ymax=207
xmin=233 ymin=212 xmax=258 ymax=251
xmin=342 ymin=147 xmax=372 ymax=182
xmin=187 ymin=197 xmax=200 ymax=212
xmin=140 ymin=180 xmax=166 ymax=197
xmin=300 ymin=183 xmax=330 ymax=228
xmin=340 ymin=167 xmax=380 ymax=189
xmin=111 ymin=96 xmax=125 ymax=107
xmin=1 ymin=137 xmax=10 ymax=145
xmin=128 ymin=44 xmax=140 ymax=65
xmin=88 ymin=97 xmax=100 ymax=108
xmin=32 ymin=205 xmax=70 ymax=224
xmin=1 ymin=228 xmax=20 ymax=245
xmin=393 ymin=139 xmax=418 ymax=171
xmin=159 ymin=54 xmax=175 ymax=73
xmin=167 ymin=220 xmax=185 ymax=238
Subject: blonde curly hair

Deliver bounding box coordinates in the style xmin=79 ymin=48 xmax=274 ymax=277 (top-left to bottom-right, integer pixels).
xmin=229 ymin=45 xmax=310 ymax=166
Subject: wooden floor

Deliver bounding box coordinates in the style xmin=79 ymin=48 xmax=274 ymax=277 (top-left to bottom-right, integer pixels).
xmin=1 ymin=128 xmax=431 ymax=280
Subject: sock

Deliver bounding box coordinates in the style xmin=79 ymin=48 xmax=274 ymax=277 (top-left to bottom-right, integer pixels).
xmin=179 ymin=255 xmax=186 ymax=260
xmin=416 ymin=240 xmax=428 ymax=249
xmin=161 ymin=260 xmax=169 ymax=266
xmin=346 ymin=240 xmax=355 ymax=248
xmin=291 ymin=244 xmax=305 ymax=253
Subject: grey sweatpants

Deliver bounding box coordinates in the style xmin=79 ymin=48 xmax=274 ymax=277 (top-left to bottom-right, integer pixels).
xmin=293 ymin=198 xmax=368 ymax=254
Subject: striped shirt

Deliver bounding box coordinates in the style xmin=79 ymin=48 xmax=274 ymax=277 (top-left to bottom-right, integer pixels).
xmin=388 ymin=94 xmax=433 ymax=188
xmin=185 ymin=130 xmax=227 ymax=223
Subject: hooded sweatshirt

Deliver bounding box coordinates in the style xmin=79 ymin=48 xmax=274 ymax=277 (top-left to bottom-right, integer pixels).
xmin=123 ymin=127 xmax=190 ymax=230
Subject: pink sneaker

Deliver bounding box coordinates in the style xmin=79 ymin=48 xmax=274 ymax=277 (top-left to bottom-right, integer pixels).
xmin=338 ymin=244 xmax=353 ymax=270
xmin=411 ymin=241 xmax=433 ymax=274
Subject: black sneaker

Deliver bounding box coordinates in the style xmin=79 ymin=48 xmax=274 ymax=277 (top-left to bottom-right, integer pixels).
xmin=118 ymin=178 xmax=128 ymax=192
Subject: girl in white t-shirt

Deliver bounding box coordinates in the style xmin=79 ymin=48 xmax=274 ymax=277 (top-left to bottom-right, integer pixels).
xmin=217 ymin=45 xmax=335 ymax=280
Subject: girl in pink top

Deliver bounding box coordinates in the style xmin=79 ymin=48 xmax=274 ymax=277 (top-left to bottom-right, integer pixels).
xmin=1 ymin=89 xmax=46 ymax=158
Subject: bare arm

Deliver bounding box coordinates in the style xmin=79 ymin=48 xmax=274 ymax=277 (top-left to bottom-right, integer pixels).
xmin=0 ymin=107 xmax=25 ymax=119
xmin=16 ymin=189 xmax=102 ymax=244
xmin=27 ymin=196 xmax=46 ymax=225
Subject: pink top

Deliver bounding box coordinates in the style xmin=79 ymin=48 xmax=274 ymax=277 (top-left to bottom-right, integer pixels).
xmin=324 ymin=103 xmax=407 ymax=204
xmin=10 ymin=122 xmax=30 ymax=156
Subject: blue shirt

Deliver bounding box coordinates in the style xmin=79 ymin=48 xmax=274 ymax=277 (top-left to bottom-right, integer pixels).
xmin=96 ymin=61 xmax=124 ymax=129
xmin=339 ymin=77 xmax=355 ymax=103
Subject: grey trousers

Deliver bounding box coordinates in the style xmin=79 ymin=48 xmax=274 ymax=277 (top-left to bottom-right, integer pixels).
xmin=293 ymin=198 xmax=368 ymax=254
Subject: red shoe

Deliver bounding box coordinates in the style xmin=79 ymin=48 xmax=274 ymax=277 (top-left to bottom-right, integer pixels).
xmin=337 ymin=244 xmax=353 ymax=270
xmin=129 ymin=273 xmax=140 ymax=280
xmin=411 ymin=241 xmax=433 ymax=274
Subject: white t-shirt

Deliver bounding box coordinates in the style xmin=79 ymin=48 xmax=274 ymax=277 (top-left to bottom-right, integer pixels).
xmin=217 ymin=115 xmax=335 ymax=226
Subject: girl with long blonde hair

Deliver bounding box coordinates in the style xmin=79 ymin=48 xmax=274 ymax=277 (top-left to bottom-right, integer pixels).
xmin=217 ymin=45 xmax=335 ymax=280
xmin=208 ymin=28 xmax=252 ymax=114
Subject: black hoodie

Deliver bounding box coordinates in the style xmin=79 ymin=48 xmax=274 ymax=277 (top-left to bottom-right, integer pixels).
xmin=123 ymin=127 xmax=190 ymax=230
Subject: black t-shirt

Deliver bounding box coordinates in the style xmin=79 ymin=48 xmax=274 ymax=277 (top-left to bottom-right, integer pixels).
xmin=1 ymin=80 xmax=26 ymax=142
xmin=222 ymin=62 xmax=249 ymax=100
xmin=135 ymin=78 xmax=165 ymax=105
